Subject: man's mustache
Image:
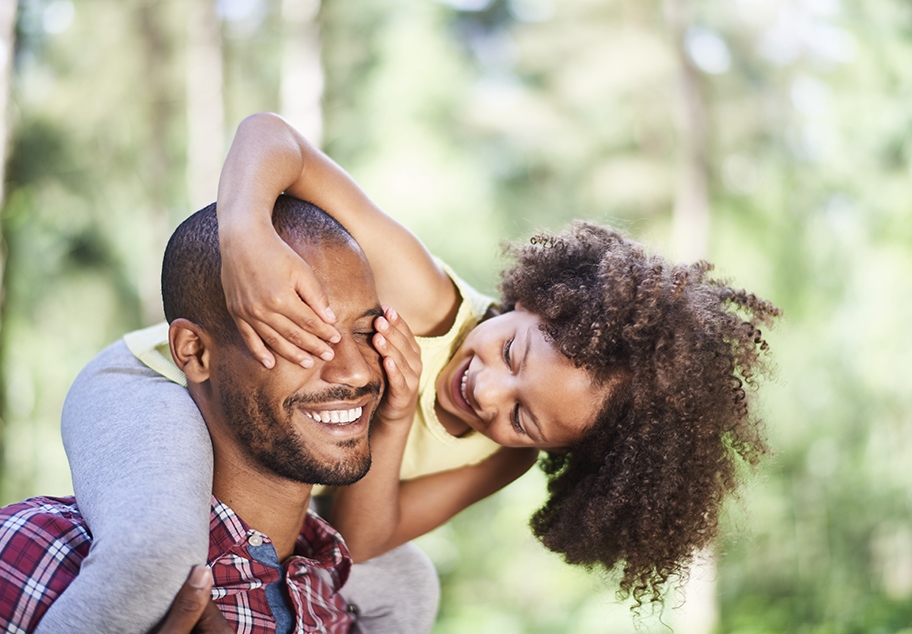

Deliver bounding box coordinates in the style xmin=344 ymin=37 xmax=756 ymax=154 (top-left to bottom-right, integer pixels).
xmin=283 ymin=380 xmax=384 ymax=412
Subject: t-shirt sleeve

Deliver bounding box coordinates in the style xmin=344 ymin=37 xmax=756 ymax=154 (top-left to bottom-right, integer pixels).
xmin=123 ymin=322 xmax=188 ymax=387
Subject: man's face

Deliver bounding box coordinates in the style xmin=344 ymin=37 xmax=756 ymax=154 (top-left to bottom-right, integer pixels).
xmin=208 ymin=238 xmax=384 ymax=486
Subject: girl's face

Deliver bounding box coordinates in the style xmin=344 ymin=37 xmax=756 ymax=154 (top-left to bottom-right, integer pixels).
xmin=436 ymin=307 xmax=611 ymax=450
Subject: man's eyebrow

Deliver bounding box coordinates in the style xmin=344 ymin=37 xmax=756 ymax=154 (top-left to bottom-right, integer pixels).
xmin=520 ymin=328 xmax=547 ymax=443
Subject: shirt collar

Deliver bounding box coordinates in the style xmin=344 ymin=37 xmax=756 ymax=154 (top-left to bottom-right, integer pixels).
xmin=207 ymin=495 xmax=352 ymax=590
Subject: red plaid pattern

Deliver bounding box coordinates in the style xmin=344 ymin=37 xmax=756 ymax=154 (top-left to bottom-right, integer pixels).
xmin=0 ymin=496 xmax=355 ymax=633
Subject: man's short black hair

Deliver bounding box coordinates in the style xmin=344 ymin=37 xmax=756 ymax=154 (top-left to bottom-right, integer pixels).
xmin=161 ymin=195 xmax=354 ymax=344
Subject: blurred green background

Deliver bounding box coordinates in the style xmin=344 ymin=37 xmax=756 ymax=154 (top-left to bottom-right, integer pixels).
xmin=1 ymin=0 xmax=911 ymax=632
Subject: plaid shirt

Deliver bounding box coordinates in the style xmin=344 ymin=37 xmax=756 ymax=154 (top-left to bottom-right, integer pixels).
xmin=0 ymin=496 xmax=356 ymax=633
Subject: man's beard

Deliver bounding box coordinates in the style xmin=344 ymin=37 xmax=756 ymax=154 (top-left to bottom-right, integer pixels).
xmin=218 ymin=380 xmax=381 ymax=486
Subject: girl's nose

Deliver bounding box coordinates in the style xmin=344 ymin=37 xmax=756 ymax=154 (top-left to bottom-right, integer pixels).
xmin=473 ymin=367 xmax=510 ymax=420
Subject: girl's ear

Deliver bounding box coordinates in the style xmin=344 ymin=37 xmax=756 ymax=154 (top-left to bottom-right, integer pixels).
xmin=169 ymin=318 xmax=211 ymax=384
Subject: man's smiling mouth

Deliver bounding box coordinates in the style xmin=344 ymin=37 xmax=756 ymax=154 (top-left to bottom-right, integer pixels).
xmin=303 ymin=406 xmax=363 ymax=424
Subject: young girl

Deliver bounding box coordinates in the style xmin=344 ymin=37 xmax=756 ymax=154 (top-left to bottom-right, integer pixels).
xmin=41 ymin=113 xmax=778 ymax=632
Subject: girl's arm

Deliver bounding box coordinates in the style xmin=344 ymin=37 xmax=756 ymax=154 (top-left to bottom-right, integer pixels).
xmin=217 ymin=113 xmax=460 ymax=368
xmin=328 ymin=306 xmax=420 ymax=561
xmin=388 ymin=446 xmax=537 ymax=556
xmin=44 ymin=343 xmax=213 ymax=634
xmin=335 ymin=447 xmax=538 ymax=563
xmin=328 ymin=308 xmax=539 ymax=563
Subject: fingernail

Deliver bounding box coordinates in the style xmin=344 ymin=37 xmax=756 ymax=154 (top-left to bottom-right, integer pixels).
xmin=320 ymin=350 xmax=334 ymax=361
xmin=376 ymin=317 xmax=388 ymax=332
xmin=189 ymin=565 xmax=210 ymax=589
xmin=387 ymin=307 xmax=398 ymax=322
xmin=330 ymin=333 xmax=341 ymax=344
xmin=325 ymin=307 xmax=337 ymax=322
xmin=375 ymin=334 xmax=386 ymax=347
xmin=262 ymin=357 xmax=275 ymax=369
xmin=300 ymin=357 xmax=314 ymax=368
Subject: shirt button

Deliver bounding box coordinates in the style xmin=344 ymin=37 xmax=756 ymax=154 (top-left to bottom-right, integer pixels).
xmin=247 ymin=532 xmax=264 ymax=547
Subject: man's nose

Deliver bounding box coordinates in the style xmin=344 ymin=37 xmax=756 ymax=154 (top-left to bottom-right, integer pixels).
xmin=320 ymin=335 xmax=375 ymax=388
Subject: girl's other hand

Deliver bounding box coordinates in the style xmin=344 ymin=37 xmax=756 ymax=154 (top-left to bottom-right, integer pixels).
xmin=221 ymin=228 xmax=341 ymax=369
xmin=373 ymin=306 xmax=422 ymax=427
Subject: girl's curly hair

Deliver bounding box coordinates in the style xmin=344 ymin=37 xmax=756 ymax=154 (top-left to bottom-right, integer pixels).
xmin=498 ymin=222 xmax=779 ymax=607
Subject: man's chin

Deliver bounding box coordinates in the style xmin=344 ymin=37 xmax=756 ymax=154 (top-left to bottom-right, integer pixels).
xmin=263 ymin=449 xmax=372 ymax=487
xmin=309 ymin=454 xmax=372 ymax=486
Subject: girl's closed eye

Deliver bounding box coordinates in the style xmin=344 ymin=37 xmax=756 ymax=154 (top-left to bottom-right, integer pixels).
xmin=511 ymin=404 xmax=526 ymax=435
xmin=502 ymin=338 xmax=524 ymax=433
xmin=502 ymin=337 xmax=514 ymax=369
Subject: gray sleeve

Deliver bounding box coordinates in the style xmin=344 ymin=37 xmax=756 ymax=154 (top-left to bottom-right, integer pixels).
xmin=343 ymin=543 xmax=441 ymax=634
xmin=35 ymin=340 xmax=213 ymax=634
xmin=310 ymin=496 xmax=440 ymax=634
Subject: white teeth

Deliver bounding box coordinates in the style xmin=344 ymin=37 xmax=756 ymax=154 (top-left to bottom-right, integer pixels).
xmin=306 ymin=407 xmax=363 ymax=424
xmin=460 ymin=369 xmax=468 ymax=402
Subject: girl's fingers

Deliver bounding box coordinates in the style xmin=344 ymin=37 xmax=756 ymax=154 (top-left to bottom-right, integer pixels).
xmin=383 ymin=356 xmax=404 ymax=388
xmin=374 ymin=334 xmax=418 ymax=392
xmin=242 ymin=296 xmax=341 ymax=349
xmin=373 ymin=329 xmax=420 ymax=384
xmin=375 ymin=313 xmax=420 ymax=361
xmin=234 ymin=304 xmax=343 ymax=367
xmin=222 ymin=238 xmax=341 ymax=367
xmin=381 ymin=306 xmax=420 ymax=355
xmin=268 ymin=287 xmax=342 ymax=345
xmin=379 ymin=356 xmax=415 ymax=417
xmin=235 ymin=319 xmax=276 ymax=369
xmin=262 ymin=311 xmax=340 ymax=360
xmin=284 ymin=309 xmax=341 ymax=349
xmin=245 ymin=319 xmax=321 ymax=369
xmin=293 ymin=266 xmax=337 ymax=325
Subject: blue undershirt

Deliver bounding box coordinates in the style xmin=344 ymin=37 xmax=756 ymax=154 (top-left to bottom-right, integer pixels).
xmin=248 ymin=542 xmax=295 ymax=634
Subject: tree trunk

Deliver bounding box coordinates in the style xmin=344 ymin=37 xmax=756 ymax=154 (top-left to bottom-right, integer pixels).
xmin=0 ymin=0 xmax=14 ymax=211
xmin=280 ymin=0 xmax=324 ymax=146
xmin=186 ymin=0 xmax=224 ymax=209
xmin=665 ymin=0 xmax=710 ymax=264
xmin=0 ymin=0 xmax=16 ymax=480
xmin=136 ymin=1 xmax=177 ymax=324
xmin=664 ymin=0 xmax=718 ymax=631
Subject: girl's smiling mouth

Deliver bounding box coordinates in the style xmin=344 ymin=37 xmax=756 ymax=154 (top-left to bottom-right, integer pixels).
xmin=450 ymin=358 xmax=475 ymax=415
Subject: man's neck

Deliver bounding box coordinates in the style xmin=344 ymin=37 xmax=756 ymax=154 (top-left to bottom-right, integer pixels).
xmin=212 ymin=453 xmax=313 ymax=561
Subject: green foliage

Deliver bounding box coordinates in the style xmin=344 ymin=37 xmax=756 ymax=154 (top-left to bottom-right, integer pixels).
xmin=3 ymin=0 xmax=912 ymax=630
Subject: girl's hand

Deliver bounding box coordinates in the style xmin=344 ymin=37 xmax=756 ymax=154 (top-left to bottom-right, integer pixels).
xmin=373 ymin=306 xmax=422 ymax=427
xmin=220 ymin=226 xmax=341 ymax=369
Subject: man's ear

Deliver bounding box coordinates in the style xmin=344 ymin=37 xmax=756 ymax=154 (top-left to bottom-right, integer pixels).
xmin=169 ymin=318 xmax=211 ymax=384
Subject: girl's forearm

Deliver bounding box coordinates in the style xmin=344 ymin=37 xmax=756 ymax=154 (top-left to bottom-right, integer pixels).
xmin=217 ymin=112 xmax=382 ymax=240
xmin=329 ymin=417 xmax=412 ymax=563
xmin=217 ymin=113 xmax=308 ymax=240
xmin=333 ymin=446 xmax=539 ymax=563
xmin=216 ymin=113 xmax=458 ymax=337
xmin=391 ymin=447 xmax=539 ymax=546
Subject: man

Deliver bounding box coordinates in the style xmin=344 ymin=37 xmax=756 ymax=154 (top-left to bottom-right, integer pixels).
xmin=0 ymin=198 xmax=437 ymax=633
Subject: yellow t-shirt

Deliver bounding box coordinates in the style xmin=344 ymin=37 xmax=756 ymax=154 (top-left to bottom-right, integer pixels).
xmin=123 ymin=261 xmax=502 ymax=482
